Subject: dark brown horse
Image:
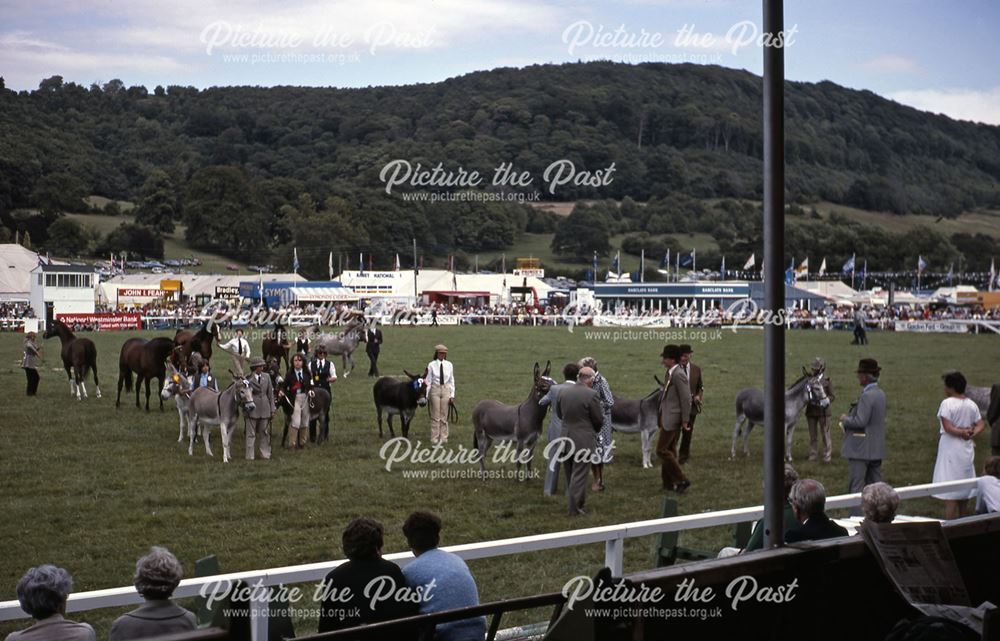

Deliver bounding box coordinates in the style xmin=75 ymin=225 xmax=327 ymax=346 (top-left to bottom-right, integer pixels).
xmin=262 ymin=322 xmax=291 ymax=372
xmin=43 ymin=319 xmax=101 ymax=401
xmin=117 ymin=337 xmax=176 ymax=411
xmin=172 ymin=321 xmax=219 ymax=371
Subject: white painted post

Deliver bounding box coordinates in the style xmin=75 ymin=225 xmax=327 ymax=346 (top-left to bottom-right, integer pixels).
xmin=250 ymin=583 xmax=269 ymax=641
xmin=604 ymin=538 xmax=624 ymax=578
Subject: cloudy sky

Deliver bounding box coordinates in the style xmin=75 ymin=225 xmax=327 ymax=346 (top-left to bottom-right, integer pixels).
xmin=1 ymin=0 xmax=998 ymax=124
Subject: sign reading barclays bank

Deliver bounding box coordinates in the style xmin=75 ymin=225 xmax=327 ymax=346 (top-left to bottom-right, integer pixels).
xmin=595 ymin=282 xmax=750 ymax=298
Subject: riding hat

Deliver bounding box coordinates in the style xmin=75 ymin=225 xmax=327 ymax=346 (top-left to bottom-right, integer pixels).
xmin=249 ymin=356 xmax=266 ymax=369
xmin=856 ymin=358 xmax=881 ymax=375
xmin=810 ymin=357 xmax=825 ymax=371
xmin=435 ymin=344 xmax=448 ymax=353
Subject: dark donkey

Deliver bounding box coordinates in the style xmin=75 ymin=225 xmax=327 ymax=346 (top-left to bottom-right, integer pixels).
xmin=373 ymin=370 xmax=429 ymax=438
xmin=43 ymin=319 xmax=101 ymax=401
xmin=117 ymin=337 xmax=176 ymax=411
xmin=472 ymin=361 xmax=553 ymax=478
xmin=172 ymin=321 xmax=218 ymax=371
xmin=262 ymin=322 xmax=291 ymax=372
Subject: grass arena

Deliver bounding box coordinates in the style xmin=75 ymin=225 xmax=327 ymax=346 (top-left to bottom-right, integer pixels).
xmin=1 ymin=324 xmax=997 ymax=635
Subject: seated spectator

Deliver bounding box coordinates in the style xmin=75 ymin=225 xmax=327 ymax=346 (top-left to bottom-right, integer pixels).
xmin=976 ymin=456 xmax=1000 ymax=514
xmin=402 ymin=511 xmax=486 ymax=641
xmin=861 ymin=482 xmax=900 ymax=523
xmin=5 ymin=565 xmax=95 ymax=641
xmin=318 ymin=518 xmax=417 ymax=639
xmin=743 ymin=463 xmax=799 ymax=552
xmin=785 ymin=479 xmax=849 ymax=543
xmin=108 ymin=547 xmax=195 ymax=641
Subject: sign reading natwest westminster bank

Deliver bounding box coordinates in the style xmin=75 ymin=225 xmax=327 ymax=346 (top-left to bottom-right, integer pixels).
xmin=57 ymin=313 xmax=142 ymax=330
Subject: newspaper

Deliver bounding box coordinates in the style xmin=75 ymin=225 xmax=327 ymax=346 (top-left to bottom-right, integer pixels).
xmin=859 ymin=521 xmax=996 ymax=636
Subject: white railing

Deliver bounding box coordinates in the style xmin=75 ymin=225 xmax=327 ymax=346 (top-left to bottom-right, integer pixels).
xmin=0 ymin=477 xmax=980 ymax=640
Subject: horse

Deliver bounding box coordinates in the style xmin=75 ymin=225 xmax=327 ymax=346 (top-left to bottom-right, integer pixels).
xmin=373 ymin=370 xmax=429 ymax=438
xmin=261 ymin=322 xmax=291 ymax=372
xmin=160 ymin=363 xmax=194 ymax=442
xmin=117 ymin=337 xmax=176 ymax=411
xmin=313 ymin=317 xmax=366 ymax=377
xmin=43 ymin=319 xmax=101 ymax=401
xmin=611 ymin=378 xmax=663 ymax=469
xmin=185 ymin=373 xmax=256 ymax=463
xmin=472 ymin=361 xmax=553 ymax=478
xmin=732 ymin=368 xmax=824 ymax=461
xmin=172 ymin=321 xmax=219 ymax=371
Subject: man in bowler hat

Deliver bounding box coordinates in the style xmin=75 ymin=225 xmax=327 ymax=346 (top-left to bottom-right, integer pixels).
xmin=840 ymin=358 xmax=886 ymax=514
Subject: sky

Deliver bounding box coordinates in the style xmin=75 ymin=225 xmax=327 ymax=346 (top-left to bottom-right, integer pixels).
xmin=1 ymin=0 xmax=998 ymax=125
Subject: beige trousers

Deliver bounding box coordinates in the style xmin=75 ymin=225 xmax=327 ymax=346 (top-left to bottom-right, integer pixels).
xmin=807 ymin=415 xmax=832 ymax=461
xmin=246 ymin=417 xmax=271 ymax=460
xmin=428 ymin=383 xmax=450 ymax=443
xmin=288 ymin=394 xmax=309 ymax=448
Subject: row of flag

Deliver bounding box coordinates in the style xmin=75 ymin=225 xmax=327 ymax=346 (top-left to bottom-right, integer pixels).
xmin=290 ymin=247 xmax=1000 ymax=292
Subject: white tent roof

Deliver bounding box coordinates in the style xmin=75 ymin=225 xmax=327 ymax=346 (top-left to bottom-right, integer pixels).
xmin=337 ymin=269 xmax=553 ymax=300
xmin=292 ymin=286 xmax=358 ymax=302
xmin=0 ymin=244 xmax=68 ymax=301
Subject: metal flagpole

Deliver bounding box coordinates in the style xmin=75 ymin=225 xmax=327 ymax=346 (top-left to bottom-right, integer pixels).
xmin=762 ymin=0 xmax=785 ymax=550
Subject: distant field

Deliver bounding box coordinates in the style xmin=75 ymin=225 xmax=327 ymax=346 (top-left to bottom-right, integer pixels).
xmin=65 ymin=213 xmax=242 ymax=275
xmin=1 ymin=326 xmax=996 ymax=637
xmin=810 ymin=202 xmax=1000 ymax=237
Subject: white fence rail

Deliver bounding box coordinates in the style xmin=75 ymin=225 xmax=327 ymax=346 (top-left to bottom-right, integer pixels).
xmin=0 ymin=477 xmax=980 ymax=640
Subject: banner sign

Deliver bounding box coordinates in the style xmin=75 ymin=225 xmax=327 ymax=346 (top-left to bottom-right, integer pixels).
xmin=895 ymin=321 xmax=968 ymax=334
xmin=118 ymin=288 xmax=165 ymax=298
xmin=215 ymin=286 xmax=241 ymax=298
xmin=56 ymin=313 xmax=142 ymax=330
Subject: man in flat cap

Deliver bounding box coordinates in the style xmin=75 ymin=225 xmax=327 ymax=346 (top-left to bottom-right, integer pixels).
xmin=424 ymin=344 xmax=455 ymax=445
xmin=806 ymin=357 xmax=835 ymax=462
xmin=840 ymin=358 xmax=886 ymax=513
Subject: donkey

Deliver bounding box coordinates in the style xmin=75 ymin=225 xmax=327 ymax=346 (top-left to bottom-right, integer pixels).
xmin=313 ymin=318 xmax=365 ymax=377
xmin=185 ymin=375 xmax=256 ymax=463
xmin=373 ymin=371 xmax=429 ymax=438
xmin=43 ymin=319 xmax=101 ymax=401
xmin=732 ymin=369 xmax=825 ymax=461
xmin=472 ymin=361 xmax=553 ymax=478
xmin=160 ymin=363 xmax=194 ymax=442
xmin=117 ymin=336 xmax=175 ymax=411
xmin=611 ymin=377 xmax=663 ymax=469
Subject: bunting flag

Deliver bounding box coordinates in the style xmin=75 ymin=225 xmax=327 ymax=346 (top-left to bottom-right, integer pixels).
xmin=293 ymin=247 xmax=300 ymax=273
xmin=784 ymin=259 xmax=796 ymax=285
xmin=743 ymin=253 xmax=755 ymax=270
xmin=917 ymin=255 xmax=927 ymax=273
xmin=842 ymin=254 xmax=855 ymax=274
xmin=818 ymin=258 xmax=827 ymax=277
xmin=679 ymin=250 xmax=695 ymax=268
xmin=659 ymin=251 xmax=670 ymax=269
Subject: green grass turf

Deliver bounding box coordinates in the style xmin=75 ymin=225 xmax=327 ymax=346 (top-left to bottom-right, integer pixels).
xmin=1 ymin=326 xmax=997 ymax=635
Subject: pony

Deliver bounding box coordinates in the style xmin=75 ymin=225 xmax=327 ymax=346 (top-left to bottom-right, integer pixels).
xmin=261 ymin=322 xmax=291 ymax=372
xmin=172 ymin=321 xmax=219 ymax=371
xmin=732 ymin=368 xmax=824 ymax=460
xmin=43 ymin=319 xmax=101 ymax=401
xmin=116 ymin=336 xmax=176 ymax=411
xmin=472 ymin=361 xmax=553 ymax=478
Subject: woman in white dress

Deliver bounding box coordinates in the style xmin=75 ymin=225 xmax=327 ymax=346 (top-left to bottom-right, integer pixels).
xmin=932 ymin=371 xmax=985 ymax=519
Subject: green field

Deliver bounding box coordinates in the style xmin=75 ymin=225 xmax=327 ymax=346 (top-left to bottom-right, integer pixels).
xmin=1 ymin=326 xmax=997 ymax=637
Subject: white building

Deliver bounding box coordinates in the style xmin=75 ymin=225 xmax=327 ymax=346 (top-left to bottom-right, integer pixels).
xmin=98 ymin=272 xmax=305 ymax=307
xmin=30 ymin=263 xmax=98 ymax=327
xmin=337 ymin=269 xmax=553 ymax=306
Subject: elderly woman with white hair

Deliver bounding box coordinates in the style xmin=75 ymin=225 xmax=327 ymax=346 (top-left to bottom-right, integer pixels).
xmin=5 ymin=565 xmax=95 ymax=641
xmin=108 ymin=547 xmax=196 ymax=641
xmin=861 ymin=482 xmax=900 ymax=524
